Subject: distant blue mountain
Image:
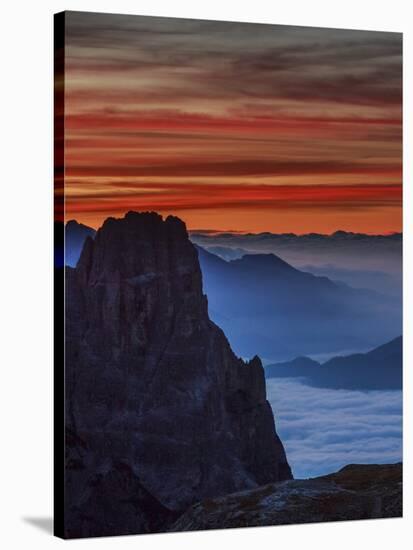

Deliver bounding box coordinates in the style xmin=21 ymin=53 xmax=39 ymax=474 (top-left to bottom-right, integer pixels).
xmin=196 ymin=245 xmax=401 ymax=362
xmin=65 ymin=220 xmax=96 ymax=267
xmin=300 ymin=263 xmax=401 ymax=298
xmin=190 ymin=230 xmax=402 ymax=276
xmin=204 ymin=246 xmax=250 ymax=261
xmin=265 ymin=336 xmax=402 ymax=390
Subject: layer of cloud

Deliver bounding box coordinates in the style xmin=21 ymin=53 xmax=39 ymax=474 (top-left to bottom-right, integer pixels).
xmin=62 ymin=12 xmax=402 ymax=233
xmin=266 ymin=378 xmax=402 ymax=478
xmin=65 ymin=182 xmax=401 ymax=216
xmin=65 ymin=12 xmax=402 ymax=108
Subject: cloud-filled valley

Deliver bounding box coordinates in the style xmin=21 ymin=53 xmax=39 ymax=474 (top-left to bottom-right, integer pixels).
xmin=266 ymin=378 xmax=402 ymax=479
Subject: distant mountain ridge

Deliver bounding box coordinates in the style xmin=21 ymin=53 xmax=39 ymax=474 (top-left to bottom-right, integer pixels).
xmin=198 ymin=246 xmax=401 ymax=298
xmin=190 ymin=229 xmax=402 ymax=275
xmin=191 ymin=229 xmax=402 ymax=240
xmin=196 ymin=245 xmax=401 ymax=361
xmin=65 ymin=220 xmax=402 ymax=273
xmin=265 ymin=336 xmax=402 ymax=390
xmin=300 ymin=263 xmax=401 ymax=298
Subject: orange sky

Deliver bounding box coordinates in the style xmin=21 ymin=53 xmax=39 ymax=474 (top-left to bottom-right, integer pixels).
xmin=62 ymin=12 xmax=402 ymax=234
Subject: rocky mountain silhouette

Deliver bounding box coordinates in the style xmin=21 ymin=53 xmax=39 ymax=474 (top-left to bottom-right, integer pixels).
xmin=64 ymin=211 xmax=291 ymax=538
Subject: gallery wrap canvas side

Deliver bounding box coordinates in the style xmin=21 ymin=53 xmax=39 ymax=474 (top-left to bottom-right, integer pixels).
xmin=54 ymin=11 xmax=65 ymax=539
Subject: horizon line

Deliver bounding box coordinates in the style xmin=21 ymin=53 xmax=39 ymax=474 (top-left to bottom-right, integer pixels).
xmin=62 ymin=214 xmax=402 ymax=238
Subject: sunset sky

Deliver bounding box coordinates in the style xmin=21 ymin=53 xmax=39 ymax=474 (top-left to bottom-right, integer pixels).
xmin=62 ymin=12 xmax=402 ymax=234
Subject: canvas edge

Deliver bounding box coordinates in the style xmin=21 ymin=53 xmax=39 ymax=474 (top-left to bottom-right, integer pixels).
xmin=53 ymin=10 xmax=66 ymax=540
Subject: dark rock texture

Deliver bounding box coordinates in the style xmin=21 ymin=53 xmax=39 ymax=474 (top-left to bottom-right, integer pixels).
xmin=64 ymin=211 xmax=291 ymax=538
xmin=170 ymin=463 xmax=402 ymax=531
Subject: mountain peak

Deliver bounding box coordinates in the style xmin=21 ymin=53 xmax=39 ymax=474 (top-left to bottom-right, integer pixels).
xmin=65 ymin=211 xmax=291 ymax=537
xmin=77 ymin=211 xmax=196 ymax=284
xmin=233 ymin=253 xmax=296 ymax=272
xmin=332 ymin=230 xmax=351 ymax=237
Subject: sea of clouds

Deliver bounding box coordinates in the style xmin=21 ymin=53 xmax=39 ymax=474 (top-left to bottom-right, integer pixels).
xmin=266 ymin=378 xmax=402 ymax=479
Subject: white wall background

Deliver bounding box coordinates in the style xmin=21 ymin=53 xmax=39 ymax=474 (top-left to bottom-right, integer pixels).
xmin=0 ymin=1 xmax=411 ymax=548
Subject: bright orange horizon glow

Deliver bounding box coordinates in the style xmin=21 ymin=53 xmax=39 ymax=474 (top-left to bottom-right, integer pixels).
xmin=63 ymin=13 xmax=402 ymax=234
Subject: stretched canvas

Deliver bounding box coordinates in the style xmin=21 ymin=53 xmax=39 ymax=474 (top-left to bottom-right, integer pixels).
xmin=54 ymin=11 xmax=403 ymax=539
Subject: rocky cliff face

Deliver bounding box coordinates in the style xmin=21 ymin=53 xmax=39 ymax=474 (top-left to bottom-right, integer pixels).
xmin=64 ymin=211 xmax=291 ymax=538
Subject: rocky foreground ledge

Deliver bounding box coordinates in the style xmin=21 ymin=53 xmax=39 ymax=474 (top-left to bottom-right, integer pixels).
xmin=170 ymin=463 xmax=402 ymax=531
